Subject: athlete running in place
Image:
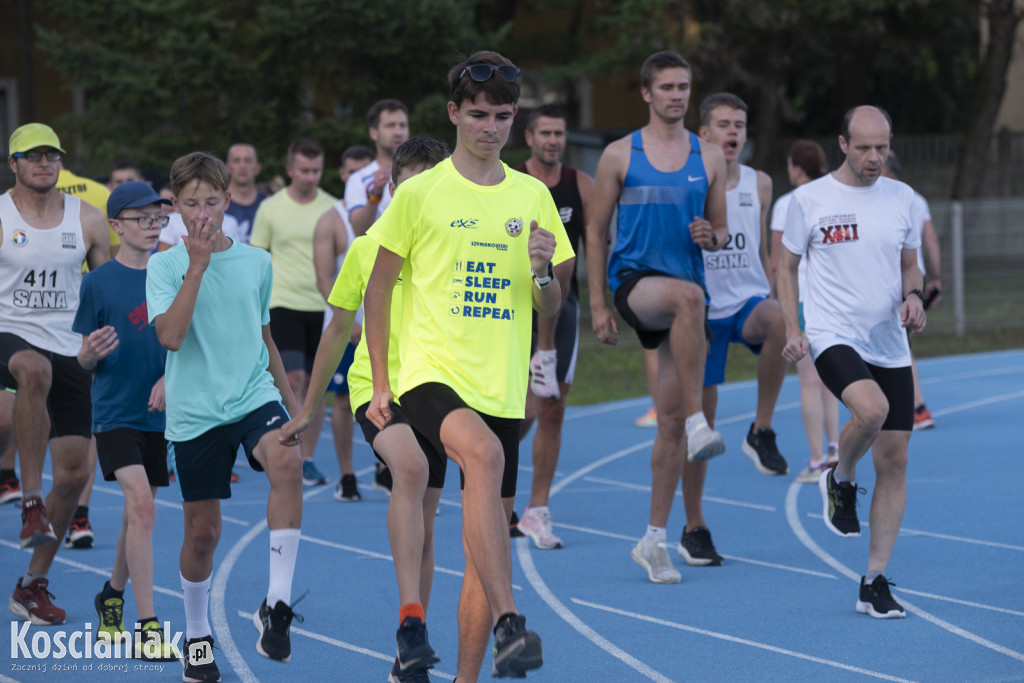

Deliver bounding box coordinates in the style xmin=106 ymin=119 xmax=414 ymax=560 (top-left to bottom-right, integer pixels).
xmin=284 ymin=136 xmax=449 ymax=683
xmin=147 ymin=152 xmax=304 ymax=680
xmin=365 ymin=51 xmax=574 ymax=679
xmin=585 ymin=51 xmax=729 ymax=584
xmin=73 ymin=181 xmax=176 ymax=660
xmin=512 ymin=104 xmax=593 ymax=550
xmin=3 ymin=123 xmax=110 ymax=624
xmin=779 ymin=105 xmax=925 ymax=619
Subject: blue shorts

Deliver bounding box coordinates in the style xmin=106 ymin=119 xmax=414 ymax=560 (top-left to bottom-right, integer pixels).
xmin=703 ymin=297 xmax=767 ymax=387
xmin=169 ymin=401 xmax=289 ymax=502
xmin=326 ymin=342 xmax=357 ymax=394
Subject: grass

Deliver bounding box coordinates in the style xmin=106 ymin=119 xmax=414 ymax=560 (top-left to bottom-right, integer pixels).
xmin=566 ymin=289 xmax=1024 ymax=407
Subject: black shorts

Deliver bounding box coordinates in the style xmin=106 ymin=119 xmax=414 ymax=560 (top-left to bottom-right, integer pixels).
xmin=269 ymin=308 xmax=325 ymax=374
xmin=400 ymin=382 xmax=520 ymax=498
xmin=0 ymin=333 xmax=92 ymax=439
xmin=354 ymin=402 xmax=447 ymax=489
xmin=613 ymin=271 xmax=709 ymax=350
xmin=814 ymin=345 xmax=914 ymax=432
xmin=94 ymin=428 xmax=169 ymax=486
xmin=169 ymin=401 xmax=288 ymax=501
xmin=531 ymin=288 xmax=580 ymax=384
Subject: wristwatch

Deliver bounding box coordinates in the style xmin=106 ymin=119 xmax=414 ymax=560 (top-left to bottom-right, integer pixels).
xmin=904 ymin=288 xmax=925 ymax=303
xmin=532 ymin=263 xmax=554 ymax=288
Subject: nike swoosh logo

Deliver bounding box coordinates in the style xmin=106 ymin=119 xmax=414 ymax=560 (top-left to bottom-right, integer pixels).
xmin=688 ymin=175 xmax=704 ymax=182
xmin=266 ymin=416 xmax=281 ymax=426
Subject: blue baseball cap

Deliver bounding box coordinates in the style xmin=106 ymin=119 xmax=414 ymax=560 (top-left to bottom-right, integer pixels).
xmin=107 ymin=181 xmax=171 ymax=218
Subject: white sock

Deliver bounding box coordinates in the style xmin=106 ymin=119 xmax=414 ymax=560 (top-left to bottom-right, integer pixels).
xmin=267 ymin=528 xmax=301 ymax=608
xmin=180 ymin=574 xmax=212 ymax=640
xmin=643 ymin=525 xmax=666 ymax=546
xmin=684 ymin=412 xmax=706 ymax=435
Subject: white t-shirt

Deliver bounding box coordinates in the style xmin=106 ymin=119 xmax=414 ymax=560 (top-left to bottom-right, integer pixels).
xmin=322 ymin=199 xmax=363 ymax=330
xmin=770 ymin=190 xmax=809 ymax=301
xmin=343 ymin=160 xmax=392 ymax=224
xmin=782 ymin=174 xmax=920 ymax=367
xmin=910 ymin=191 xmax=931 ymax=275
xmin=704 ymin=165 xmax=770 ymax=319
xmin=159 ymin=212 xmax=243 ymax=247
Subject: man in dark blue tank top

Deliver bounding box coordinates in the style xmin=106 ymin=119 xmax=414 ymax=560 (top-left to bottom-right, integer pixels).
xmin=512 ymin=105 xmax=594 ymax=550
xmin=585 ymin=51 xmax=730 ymax=585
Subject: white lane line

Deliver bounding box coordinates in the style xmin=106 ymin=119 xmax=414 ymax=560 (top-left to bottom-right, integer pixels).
xmin=0 ymin=674 xmax=23 ymax=683
xmin=930 ymin=389 xmax=1024 ymax=418
xmin=87 ymin=479 xmax=249 ymax=527
xmin=572 ymin=598 xmax=919 ymax=683
xmin=550 ymin=440 xmax=654 ymax=496
xmin=298 ymin=533 xmax=523 ymax=591
xmin=582 ymin=476 xmax=776 ymax=511
xmin=565 ymin=396 xmax=652 ymax=420
xmin=210 ymin=483 xmax=333 ymax=683
xmin=717 ymin=554 xmax=837 ymax=579
xmin=802 ymin=513 xmax=1024 ymax=551
xmin=785 ymin=481 xmax=1024 ymax=663
xmin=515 ymin=539 xmax=675 ymax=683
xmin=236 ymin=610 xmax=456 ymax=681
xmin=893 ymin=588 xmax=1024 ymax=617
xmin=920 ymin=364 xmax=1024 ymax=385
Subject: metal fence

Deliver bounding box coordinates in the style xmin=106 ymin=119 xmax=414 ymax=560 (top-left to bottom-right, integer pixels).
xmin=927 ymin=197 xmax=1024 ymax=335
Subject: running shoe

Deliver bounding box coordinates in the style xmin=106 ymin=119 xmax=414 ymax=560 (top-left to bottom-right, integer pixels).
xmin=10 ymin=578 xmax=65 ymax=625
xmin=230 ymin=470 xmax=240 ymax=484
xmin=508 ymin=510 xmax=525 ymax=538
xmin=182 ymin=635 xmax=220 ymax=682
xmin=913 ymin=405 xmax=935 ymax=430
xmin=797 ymin=459 xmax=831 ymax=484
xmin=373 ymin=463 xmax=393 ymax=495
xmin=819 ymin=467 xmax=863 ymax=537
xmin=253 ymin=598 xmax=303 ymax=662
xmin=94 ymin=589 xmax=126 ymax=640
xmin=631 ymin=539 xmax=681 ymax=584
xmin=135 ymin=620 xmax=178 ymax=661
xmin=741 ymin=423 xmax=788 ymax=475
xmin=491 ymin=613 xmax=543 ymax=678
xmin=634 ymin=406 xmax=657 ymax=428
xmin=686 ymin=422 xmax=726 ymax=463
xmin=0 ymin=471 xmax=22 ymax=505
xmin=301 ymin=459 xmax=327 ymax=486
xmin=19 ymin=495 xmax=58 ymax=549
xmin=65 ymin=514 xmax=94 ymax=549
xmin=529 ymin=349 xmax=560 ymax=399
xmin=676 ymin=526 xmax=723 ymax=566
xmin=388 ymin=657 xmax=432 ymax=682
xmin=395 ymin=615 xmax=440 ymax=671
xmin=856 ymin=575 xmax=906 ymax=619
xmin=334 ymin=474 xmax=362 ymax=502
xmin=517 ymin=507 xmax=563 ymax=549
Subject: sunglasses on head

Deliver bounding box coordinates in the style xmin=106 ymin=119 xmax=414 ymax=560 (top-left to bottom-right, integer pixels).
xmin=457 ymin=64 xmax=521 ymax=86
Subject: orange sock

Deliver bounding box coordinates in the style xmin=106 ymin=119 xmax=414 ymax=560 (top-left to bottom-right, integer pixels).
xmin=399 ymin=602 xmax=425 ymax=625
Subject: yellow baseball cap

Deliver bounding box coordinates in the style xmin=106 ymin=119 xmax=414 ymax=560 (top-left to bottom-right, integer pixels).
xmin=9 ymin=123 xmax=65 ymax=155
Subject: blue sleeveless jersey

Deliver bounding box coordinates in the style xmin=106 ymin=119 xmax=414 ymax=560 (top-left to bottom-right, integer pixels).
xmin=608 ymin=130 xmax=709 ymax=294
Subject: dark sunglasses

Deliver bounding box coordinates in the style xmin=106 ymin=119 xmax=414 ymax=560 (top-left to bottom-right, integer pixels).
xmin=456 ymin=64 xmax=521 ymax=86
xmin=12 ymin=150 xmax=62 ymax=163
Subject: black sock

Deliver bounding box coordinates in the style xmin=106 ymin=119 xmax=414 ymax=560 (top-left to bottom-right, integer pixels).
xmin=0 ymin=469 xmax=15 ymax=479
xmin=74 ymin=505 xmax=88 ymax=519
xmin=102 ymin=580 xmax=124 ymax=601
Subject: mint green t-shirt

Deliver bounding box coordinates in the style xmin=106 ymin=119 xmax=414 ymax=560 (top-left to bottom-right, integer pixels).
xmin=146 ymin=240 xmax=283 ymax=441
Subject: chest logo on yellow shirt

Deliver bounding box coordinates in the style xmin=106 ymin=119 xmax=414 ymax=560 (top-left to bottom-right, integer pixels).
xmin=451 ymin=218 xmax=478 ymax=229
xmin=505 ymin=217 xmax=524 ymax=237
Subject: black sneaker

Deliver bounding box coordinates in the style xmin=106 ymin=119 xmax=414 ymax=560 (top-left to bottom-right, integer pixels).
xmin=508 ymin=510 xmax=525 ymax=538
xmin=253 ymin=598 xmax=303 ymax=662
xmin=491 ymin=613 xmax=543 ymax=678
xmin=819 ymin=467 xmax=864 ymax=537
xmin=388 ymin=656 xmax=432 ymax=682
xmin=373 ymin=463 xmax=393 ymax=495
xmin=741 ymin=423 xmax=788 ymax=475
xmin=182 ymin=636 xmax=220 ymax=682
xmin=676 ymin=526 xmax=723 ymax=566
xmin=334 ymin=474 xmax=362 ymax=502
xmin=395 ymin=616 xmax=440 ymax=671
xmin=856 ymin=575 xmax=906 ymax=619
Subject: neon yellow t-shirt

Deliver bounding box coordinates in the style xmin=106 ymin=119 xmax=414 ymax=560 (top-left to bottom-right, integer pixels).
xmin=367 ymin=158 xmax=574 ymax=418
xmin=56 ymin=170 xmax=118 ymax=274
xmin=327 ymin=235 xmax=408 ymax=412
xmin=249 ymin=187 xmax=336 ymax=311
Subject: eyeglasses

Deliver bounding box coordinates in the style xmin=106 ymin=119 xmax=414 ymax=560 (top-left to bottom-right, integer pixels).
xmin=456 ymin=64 xmax=521 ymax=86
xmin=117 ymin=215 xmax=170 ymax=230
xmin=12 ymin=150 xmax=62 ymax=163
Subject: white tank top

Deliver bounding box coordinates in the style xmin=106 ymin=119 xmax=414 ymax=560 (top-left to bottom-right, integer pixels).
xmin=0 ymin=193 xmax=87 ymax=356
xmin=703 ymin=165 xmax=771 ymax=319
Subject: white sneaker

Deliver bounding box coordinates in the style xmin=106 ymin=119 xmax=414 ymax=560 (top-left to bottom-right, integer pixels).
xmin=631 ymin=539 xmax=681 ymax=584
xmin=686 ymin=422 xmax=726 ymax=463
xmin=517 ymin=507 xmax=563 ymax=549
xmin=529 ymin=350 xmax=560 ymax=399
xmin=797 ymin=459 xmax=831 ymax=484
